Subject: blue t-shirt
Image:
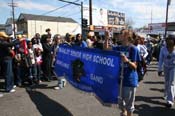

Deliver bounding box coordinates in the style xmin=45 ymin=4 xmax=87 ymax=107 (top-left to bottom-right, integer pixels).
xmin=80 ymin=41 xmax=88 ymax=48
xmin=114 ymin=45 xmax=140 ymax=87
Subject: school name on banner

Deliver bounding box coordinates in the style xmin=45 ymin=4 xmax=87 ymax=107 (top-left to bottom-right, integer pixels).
xmin=54 ymin=45 xmax=121 ymax=104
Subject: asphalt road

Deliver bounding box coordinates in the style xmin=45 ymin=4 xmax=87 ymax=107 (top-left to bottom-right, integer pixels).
xmin=0 ymin=62 xmax=175 ymax=116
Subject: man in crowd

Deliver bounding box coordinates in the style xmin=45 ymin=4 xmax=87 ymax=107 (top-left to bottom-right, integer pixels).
xmin=0 ymin=32 xmax=21 ymax=93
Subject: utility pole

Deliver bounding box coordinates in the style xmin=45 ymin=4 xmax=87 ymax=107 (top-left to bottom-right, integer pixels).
xmin=81 ymin=2 xmax=83 ymax=35
xmin=164 ymin=0 xmax=171 ymax=39
xmin=8 ymin=0 xmax=17 ymax=39
xmin=150 ymin=7 xmax=152 ymax=33
xmin=151 ymin=8 xmax=152 ymax=24
xmin=89 ymin=0 xmax=92 ymax=25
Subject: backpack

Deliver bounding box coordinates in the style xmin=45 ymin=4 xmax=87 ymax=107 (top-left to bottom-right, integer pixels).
xmin=129 ymin=46 xmax=147 ymax=82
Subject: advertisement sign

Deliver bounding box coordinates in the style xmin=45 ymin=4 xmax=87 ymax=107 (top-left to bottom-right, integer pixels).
xmin=108 ymin=10 xmax=125 ymax=25
xmin=83 ymin=7 xmax=125 ymax=27
xmin=83 ymin=7 xmax=108 ymax=26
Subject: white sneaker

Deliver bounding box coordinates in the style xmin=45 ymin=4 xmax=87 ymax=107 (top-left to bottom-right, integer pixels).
xmin=54 ymin=87 xmax=60 ymax=90
xmin=0 ymin=93 xmax=3 ymax=97
xmin=13 ymin=85 xmax=16 ymax=89
xmin=9 ymin=89 xmax=16 ymax=93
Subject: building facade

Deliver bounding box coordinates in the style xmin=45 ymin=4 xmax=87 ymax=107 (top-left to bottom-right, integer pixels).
xmin=0 ymin=24 xmax=6 ymax=32
xmin=148 ymin=22 xmax=175 ymax=35
xmin=17 ymin=13 xmax=81 ymax=39
xmin=5 ymin=18 xmax=17 ymax=37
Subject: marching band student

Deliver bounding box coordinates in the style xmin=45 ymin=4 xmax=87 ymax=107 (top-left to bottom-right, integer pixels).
xmin=158 ymin=35 xmax=175 ymax=108
xmin=105 ymin=29 xmax=140 ymax=116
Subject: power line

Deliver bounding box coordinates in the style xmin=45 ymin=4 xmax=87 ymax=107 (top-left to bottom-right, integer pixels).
xmin=41 ymin=4 xmax=72 ymax=15
xmin=41 ymin=0 xmax=79 ymax=15
xmin=63 ymin=11 xmax=81 ymax=17
xmin=59 ymin=5 xmax=81 ymax=16
xmin=58 ymin=5 xmax=80 ymax=17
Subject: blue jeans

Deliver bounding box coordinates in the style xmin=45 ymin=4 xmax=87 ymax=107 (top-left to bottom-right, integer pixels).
xmin=14 ymin=64 xmax=22 ymax=85
xmin=36 ymin=64 xmax=41 ymax=81
xmin=28 ymin=64 xmax=37 ymax=78
xmin=3 ymin=58 xmax=14 ymax=92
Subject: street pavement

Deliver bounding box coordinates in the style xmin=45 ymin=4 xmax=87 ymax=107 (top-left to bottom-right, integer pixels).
xmin=0 ymin=61 xmax=175 ymax=116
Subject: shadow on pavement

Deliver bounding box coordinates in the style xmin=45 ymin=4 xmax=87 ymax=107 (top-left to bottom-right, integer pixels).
xmin=135 ymin=96 xmax=175 ymax=116
xmin=135 ymin=96 xmax=166 ymax=106
xmin=143 ymin=81 xmax=164 ymax=85
xmin=26 ymin=89 xmax=73 ymax=116
xmin=150 ymin=88 xmax=164 ymax=93
xmin=28 ymin=84 xmax=56 ymax=89
xmin=135 ymin=104 xmax=175 ymax=116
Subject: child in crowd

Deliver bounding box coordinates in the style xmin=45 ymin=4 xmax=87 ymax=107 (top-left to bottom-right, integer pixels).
xmin=27 ymin=41 xmax=37 ymax=85
xmin=35 ymin=48 xmax=42 ymax=84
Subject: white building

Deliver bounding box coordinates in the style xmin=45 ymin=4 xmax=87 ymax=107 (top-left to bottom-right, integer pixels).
xmin=17 ymin=13 xmax=81 ymax=39
xmin=5 ymin=18 xmax=17 ymax=37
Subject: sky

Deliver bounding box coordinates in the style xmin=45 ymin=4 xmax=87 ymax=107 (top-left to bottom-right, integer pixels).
xmin=0 ymin=0 xmax=175 ymax=28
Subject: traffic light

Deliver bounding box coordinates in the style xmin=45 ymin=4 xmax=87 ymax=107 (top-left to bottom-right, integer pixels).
xmin=82 ymin=18 xmax=88 ymax=28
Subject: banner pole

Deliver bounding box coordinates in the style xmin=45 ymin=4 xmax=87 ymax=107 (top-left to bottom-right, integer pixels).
xmin=118 ymin=61 xmax=124 ymax=107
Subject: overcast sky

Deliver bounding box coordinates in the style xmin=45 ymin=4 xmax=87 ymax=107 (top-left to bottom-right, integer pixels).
xmin=0 ymin=0 xmax=175 ymax=28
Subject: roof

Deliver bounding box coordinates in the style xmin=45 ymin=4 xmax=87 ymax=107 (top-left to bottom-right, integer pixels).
xmin=0 ymin=24 xmax=6 ymax=31
xmin=18 ymin=13 xmax=77 ymax=23
xmin=6 ymin=18 xmax=17 ymax=24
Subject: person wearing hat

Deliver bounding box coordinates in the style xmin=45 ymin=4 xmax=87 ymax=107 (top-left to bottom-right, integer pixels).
xmin=0 ymin=31 xmax=21 ymax=93
xmin=158 ymin=35 xmax=175 ymax=108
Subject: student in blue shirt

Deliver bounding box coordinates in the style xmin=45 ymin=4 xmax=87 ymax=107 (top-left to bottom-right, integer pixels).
xmin=113 ymin=30 xmax=140 ymax=116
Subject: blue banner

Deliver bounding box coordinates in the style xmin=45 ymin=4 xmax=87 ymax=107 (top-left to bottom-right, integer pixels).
xmin=54 ymin=44 xmax=121 ymax=104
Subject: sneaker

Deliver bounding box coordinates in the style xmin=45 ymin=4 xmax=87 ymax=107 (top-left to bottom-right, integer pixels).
xmin=54 ymin=86 xmax=60 ymax=90
xmin=13 ymin=85 xmax=16 ymax=89
xmin=166 ymin=103 xmax=173 ymax=108
xmin=0 ymin=93 xmax=3 ymax=97
xmin=166 ymin=101 xmax=173 ymax=108
xmin=38 ymin=80 xmax=42 ymax=84
xmin=9 ymin=89 xmax=16 ymax=93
